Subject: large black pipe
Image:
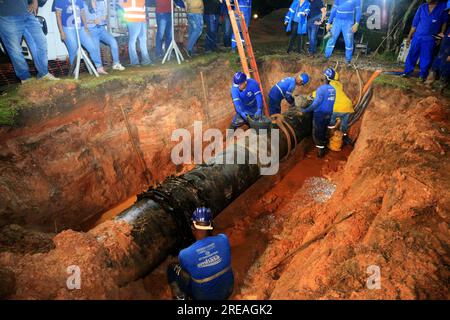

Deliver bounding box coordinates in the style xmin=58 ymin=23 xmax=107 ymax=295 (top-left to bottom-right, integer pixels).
xmin=100 ymin=109 xmax=312 ymax=285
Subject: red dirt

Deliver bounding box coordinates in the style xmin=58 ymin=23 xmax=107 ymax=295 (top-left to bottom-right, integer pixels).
xmin=0 ymin=59 xmax=236 ymax=231
xmin=0 ymin=58 xmax=448 ymax=300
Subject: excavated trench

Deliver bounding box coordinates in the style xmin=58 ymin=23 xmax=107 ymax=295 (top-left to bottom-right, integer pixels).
xmin=0 ymin=56 xmax=449 ymax=300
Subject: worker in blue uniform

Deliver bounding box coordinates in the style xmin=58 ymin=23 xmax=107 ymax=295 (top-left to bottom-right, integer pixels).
xmin=325 ymin=0 xmax=362 ymax=66
xmin=284 ymin=0 xmax=310 ymax=54
xmin=402 ymin=0 xmax=448 ymax=80
xmin=231 ymin=0 xmax=252 ymax=50
xmin=167 ymin=207 xmax=234 ymax=300
xmin=229 ymin=71 xmax=263 ymax=129
xmin=301 ymin=68 xmax=336 ymax=158
xmin=268 ymin=73 xmax=310 ymax=115
xmin=427 ymin=1 xmax=450 ymax=89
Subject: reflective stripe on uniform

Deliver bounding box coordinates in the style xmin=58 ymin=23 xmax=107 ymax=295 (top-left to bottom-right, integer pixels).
xmin=276 ymin=84 xmax=286 ymax=98
xmin=191 ymin=266 xmax=232 ymax=284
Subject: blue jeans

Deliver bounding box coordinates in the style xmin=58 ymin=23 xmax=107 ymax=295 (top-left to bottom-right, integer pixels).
xmin=155 ymin=13 xmax=172 ymax=57
xmin=231 ymin=7 xmax=251 ymax=49
xmin=0 ymin=13 xmax=49 ymax=80
xmin=404 ymin=37 xmax=435 ymax=79
xmin=63 ymin=27 xmax=103 ymax=68
xmin=187 ymin=13 xmax=203 ymax=53
xmin=223 ymin=13 xmax=232 ymax=47
xmin=204 ymin=14 xmax=219 ymax=51
xmin=313 ymin=112 xmax=331 ymax=148
xmin=307 ymin=22 xmax=320 ymax=54
xmin=127 ymin=22 xmax=151 ymax=65
xmin=89 ymin=25 xmax=120 ymax=65
xmin=329 ymin=112 xmax=351 ymax=134
xmin=325 ymin=18 xmax=354 ymax=63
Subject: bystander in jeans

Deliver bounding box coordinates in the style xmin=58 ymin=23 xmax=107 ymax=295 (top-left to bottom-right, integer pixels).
xmin=203 ymin=0 xmax=221 ymax=52
xmin=184 ymin=0 xmax=204 ymax=57
xmin=0 ymin=0 xmax=59 ymax=83
xmin=120 ymin=0 xmax=152 ymax=66
xmin=155 ymin=0 xmax=172 ymax=59
xmin=55 ymin=0 xmax=107 ymax=74
xmin=85 ymin=0 xmax=125 ymax=71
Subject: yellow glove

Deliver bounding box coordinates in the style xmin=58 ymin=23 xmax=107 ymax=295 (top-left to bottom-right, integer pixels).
xmin=352 ymin=23 xmax=359 ymax=33
xmin=326 ymin=23 xmax=332 ymax=32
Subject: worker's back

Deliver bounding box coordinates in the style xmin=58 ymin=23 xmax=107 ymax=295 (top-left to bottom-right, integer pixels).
xmin=330 ymin=80 xmax=354 ymax=113
xmin=179 ymin=234 xmax=234 ymax=300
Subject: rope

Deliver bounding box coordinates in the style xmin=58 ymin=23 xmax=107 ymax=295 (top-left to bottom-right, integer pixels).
xmin=270 ymin=114 xmax=297 ymax=161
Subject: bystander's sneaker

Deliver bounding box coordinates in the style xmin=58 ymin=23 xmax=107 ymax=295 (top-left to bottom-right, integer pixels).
xmin=97 ymin=67 xmax=109 ymax=75
xmin=41 ymin=73 xmax=60 ymax=81
xmin=21 ymin=78 xmax=32 ymax=84
xmin=112 ymin=63 xmax=125 ymax=71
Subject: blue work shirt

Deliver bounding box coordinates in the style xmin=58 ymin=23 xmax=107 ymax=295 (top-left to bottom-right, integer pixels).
xmin=412 ymin=2 xmax=448 ymax=41
xmin=231 ymin=78 xmax=263 ymax=119
xmin=270 ymin=77 xmax=296 ymax=104
xmin=303 ymin=84 xmax=336 ymax=114
xmin=0 ymin=0 xmax=28 ymax=16
xmin=179 ymin=234 xmax=234 ymax=300
xmin=329 ymin=0 xmax=361 ymax=24
xmin=308 ymin=0 xmax=325 ymax=23
xmin=238 ymin=0 xmax=251 ymax=9
xmin=85 ymin=0 xmax=108 ymax=28
xmin=54 ymin=0 xmax=85 ymax=28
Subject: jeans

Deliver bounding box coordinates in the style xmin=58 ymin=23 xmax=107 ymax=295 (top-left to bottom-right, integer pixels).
xmin=63 ymin=27 xmax=103 ymax=68
xmin=155 ymin=13 xmax=172 ymax=57
xmin=325 ymin=18 xmax=354 ymax=63
xmin=0 ymin=13 xmax=49 ymax=80
xmin=404 ymin=37 xmax=435 ymax=79
xmin=89 ymin=25 xmax=120 ymax=65
xmin=127 ymin=22 xmax=151 ymax=65
xmin=287 ymin=22 xmax=305 ymax=53
xmin=307 ymin=22 xmax=320 ymax=54
xmin=313 ymin=112 xmax=331 ymax=148
xmin=187 ymin=13 xmax=203 ymax=53
xmin=204 ymin=14 xmax=219 ymax=51
xmin=231 ymin=7 xmax=251 ymax=49
xmin=329 ymin=112 xmax=351 ymax=134
xmin=223 ymin=13 xmax=231 ymax=47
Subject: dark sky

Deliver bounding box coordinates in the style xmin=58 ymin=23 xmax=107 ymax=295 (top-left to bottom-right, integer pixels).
xmin=253 ymin=0 xmax=292 ymax=16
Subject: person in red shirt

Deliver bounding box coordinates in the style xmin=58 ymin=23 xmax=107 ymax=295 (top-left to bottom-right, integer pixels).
xmin=155 ymin=0 xmax=172 ymax=58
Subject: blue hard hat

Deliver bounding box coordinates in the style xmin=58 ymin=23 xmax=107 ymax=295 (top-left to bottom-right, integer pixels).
xmin=192 ymin=207 xmax=213 ymax=230
xmin=233 ymin=71 xmax=247 ymax=85
xmin=299 ymin=73 xmax=309 ymax=85
xmin=323 ymin=68 xmax=336 ymax=81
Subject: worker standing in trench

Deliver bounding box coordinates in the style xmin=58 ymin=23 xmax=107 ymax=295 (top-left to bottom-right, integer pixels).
xmin=268 ymin=73 xmax=310 ymax=116
xmin=301 ymin=68 xmax=336 ymax=158
xmin=167 ymin=207 xmax=234 ymax=300
xmin=229 ymin=71 xmax=264 ymax=130
xmin=310 ymin=70 xmax=354 ymax=146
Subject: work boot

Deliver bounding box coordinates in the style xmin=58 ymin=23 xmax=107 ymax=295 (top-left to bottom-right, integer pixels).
xmin=424 ymin=71 xmax=436 ymax=87
xmin=317 ymin=147 xmax=326 ymax=158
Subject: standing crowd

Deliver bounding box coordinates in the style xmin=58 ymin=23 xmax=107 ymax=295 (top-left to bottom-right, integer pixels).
xmin=0 ymin=0 xmax=252 ymax=83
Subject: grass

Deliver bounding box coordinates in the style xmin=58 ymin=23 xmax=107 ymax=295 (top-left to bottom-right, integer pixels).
xmin=373 ymin=74 xmax=412 ymax=91
xmin=0 ymin=87 xmax=23 ymax=126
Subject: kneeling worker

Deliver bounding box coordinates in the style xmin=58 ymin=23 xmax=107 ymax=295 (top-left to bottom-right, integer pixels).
xmin=268 ymin=73 xmax=310 ymax=115
xmin=230 ymin=71 xmax=264 ymax=130
xmin=167 ymin=207 xmax=234 ymax=300
xmin=319 ymin=71 xmax=354 ymax=145
xmin=301 ymin=68 xmax=336 ymax=158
